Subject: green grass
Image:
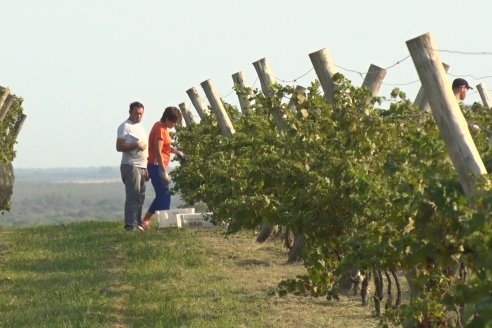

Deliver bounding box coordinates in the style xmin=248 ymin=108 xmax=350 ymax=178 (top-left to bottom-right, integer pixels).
xmin=0 ymin=222 xmax=378 ymax=327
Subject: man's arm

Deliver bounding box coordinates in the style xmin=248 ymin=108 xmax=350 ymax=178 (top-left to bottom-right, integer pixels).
xmin=116 ymin=138 xmax=146 ymax=152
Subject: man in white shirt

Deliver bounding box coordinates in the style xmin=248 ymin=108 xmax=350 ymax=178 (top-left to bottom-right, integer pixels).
xmin=116 ymin=101 xmax=148 ymax=231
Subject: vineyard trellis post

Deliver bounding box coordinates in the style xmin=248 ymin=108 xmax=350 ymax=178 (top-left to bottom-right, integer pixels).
xmin=178 ymin=102 xmax=194 ymax=128
xmin=252 ymin=57 xmax=305 ymax=259
xmin=252 ymin=57 xmax=275 ymax=97
xmin=186 ymin=87 xmax=209 ymax=119
xmin=476 ymin=82 xmax=492 ymax=109
xmin=309 ymin=48 xmax=337 ymax=104
xmin=0 ymin=87 xmax=10 ymax=111
xmin=0 ymin=162 xmax=13 ymax=211
xmin=10 ymin=114 xmax=27 ymax=140
xmin=232 ymin=71 xmax=251 ymax=115
xmin=287 ymin=85 xmax=307 ymax=112
xmin=0 ymin=94 xmax=15 ymax=123
xmin=252 ymin=57 xmax=289 ymax=131
xmin=200 ymin=79 xmax=235 ymax=139
xmin=361 ymin=64 xmax=386 ymax=115
xmin=414 ymin=62 xmax=450 ymax=112
xmin=406 ymin=32 xmax=487 ymax=204
xmin=361 ymin=64 xmax=387 ymax=97
xmin=251 ymin=57 xmax=286 ymax=243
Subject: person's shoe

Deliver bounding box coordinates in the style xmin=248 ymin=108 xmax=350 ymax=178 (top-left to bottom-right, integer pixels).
xmin=142 ymin=219 xmax=151 ymax=231
xmin=137 ymin=225 xmax=145 ymax=231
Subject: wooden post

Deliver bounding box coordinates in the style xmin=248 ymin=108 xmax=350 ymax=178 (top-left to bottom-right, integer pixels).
xmin=406 ymin=32 xmax=487 ymax=203
xmin=251 ymin=57 xmax=289 ymax=242
xmin=287 ymin=85 xmax=307 ymax=111
xmin=0 ymin=162 xmax=14 ymax=211
xmin=476 ymin=83 xmax=492 ymax=109
xmin=200 ymin=79 xmax=235 ymax=139
xmin=252 ymin=57 xmax=289 ymax=130
xmin=0 ymin=87 xmax=10 ymax=111
xmin=186 ymin=87 xmax=209 ymax=119
xmin=361 ymin=64 xmax=387 ymax=96
xmin=232 ymin=71 xmax=251 ymax=115
xmin=10 ymin=114 xmax=27 ymax=140
xmin=178 ymin=102 xmax=194 ymax=128
xmin=0 ymin=95 xmax=15 ymax=123
xmin=252 ymin=57 xmax=276 ymax=97
xmin=414 ymin=62 xmax=450 ymax=112
xmin=309 ymin=49 xmax=338 ymax=104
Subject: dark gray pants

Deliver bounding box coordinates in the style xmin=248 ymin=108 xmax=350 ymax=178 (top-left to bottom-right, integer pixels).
xmin=120 ymin=164 xmax=146 ymax=230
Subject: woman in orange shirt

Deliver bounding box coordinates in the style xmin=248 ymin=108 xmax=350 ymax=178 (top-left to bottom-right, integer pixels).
xmin=142 ymin=106 xmax=185 ymax=230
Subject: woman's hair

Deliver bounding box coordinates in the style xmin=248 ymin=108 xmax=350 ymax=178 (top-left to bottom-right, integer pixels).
xmin=160 ymin=106 xmax=182 ymax=123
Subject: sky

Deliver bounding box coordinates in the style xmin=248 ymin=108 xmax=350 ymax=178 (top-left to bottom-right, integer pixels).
xmin=1 ymin=0 xmax=491 ymax=168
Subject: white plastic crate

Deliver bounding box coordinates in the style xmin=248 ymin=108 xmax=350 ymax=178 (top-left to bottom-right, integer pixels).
xmin=157 ymin=208 xmax=195 ymax=228
xmin=177 ymin=212 xmax=215 ymax=228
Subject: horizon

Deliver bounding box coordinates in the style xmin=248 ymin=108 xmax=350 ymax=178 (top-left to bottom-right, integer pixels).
xmin=13 ymin=163 xmax=179 ymax=170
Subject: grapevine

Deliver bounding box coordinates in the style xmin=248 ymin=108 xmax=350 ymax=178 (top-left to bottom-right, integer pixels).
xmin=171 ymin=75 xmax=492 ymax=327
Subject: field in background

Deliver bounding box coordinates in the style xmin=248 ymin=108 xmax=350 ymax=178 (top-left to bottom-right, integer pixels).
xmin=1 ymin=167 xmax=185 ymax=228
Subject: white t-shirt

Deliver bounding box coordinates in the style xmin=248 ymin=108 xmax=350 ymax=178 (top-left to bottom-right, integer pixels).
xmin=117 ymin=119 xmax=148 ymax=168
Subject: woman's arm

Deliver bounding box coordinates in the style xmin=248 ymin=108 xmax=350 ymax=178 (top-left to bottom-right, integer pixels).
xmin=155 ymin=138 xmax=170 ymax=183
xmin=170 ymin=146 xmax=186 ymax=162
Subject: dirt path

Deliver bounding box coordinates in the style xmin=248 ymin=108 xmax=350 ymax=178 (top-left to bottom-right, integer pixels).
xmin=192 ymin=230 xmax=379 ymax=328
